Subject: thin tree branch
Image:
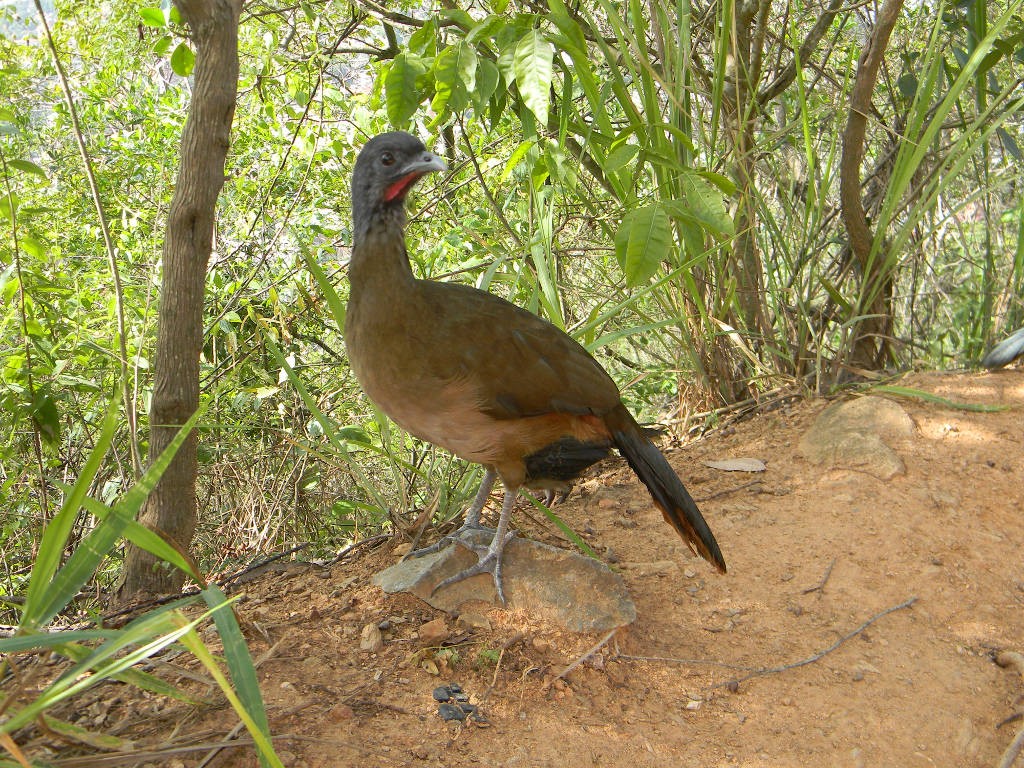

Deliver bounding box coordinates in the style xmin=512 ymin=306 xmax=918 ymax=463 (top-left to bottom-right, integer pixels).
xmin=34 ymin=0 xmax=141 ymax=477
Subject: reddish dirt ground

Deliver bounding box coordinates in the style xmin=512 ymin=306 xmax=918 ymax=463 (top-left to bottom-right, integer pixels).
xmin=16 ymin=370 xmax=1024 ymax=767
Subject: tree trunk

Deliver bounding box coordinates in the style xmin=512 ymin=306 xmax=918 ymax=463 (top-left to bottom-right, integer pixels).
xmin=840 ymin=0 xmax=904 ymax=370
xmin=119 ymin=0 xmax=242 ymax=599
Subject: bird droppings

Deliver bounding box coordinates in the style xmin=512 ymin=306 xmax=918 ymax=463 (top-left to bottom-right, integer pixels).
xmin=432 ymin=686 xmax=453 ymax=702
xmin=433 ymin=684 xmax=488 ymax=724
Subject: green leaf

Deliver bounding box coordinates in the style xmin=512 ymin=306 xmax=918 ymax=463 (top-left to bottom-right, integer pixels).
xmin=431 ymin=41 xmax=477 ymax=117
xmin=202 ymin=585 xmax=275 ymax=767
xmin=385 ymin=52 xmax=428 ymax=127
xmin=614 ymin=203 xmax=673 ymax=286
xmin=20 ymin=399 xmax=119 ymax=630
xmin=897 ymin=72 xmax=918 ymax=100
xmin=139 ymin=7 xmax=166 ymax=27
xmin=408 ymin=19 xmax=438 ymax=56
xmin=870 ymin=385 xmax=1009 ymax=412
xmin=473 ymin=57 xmax=500 ymax=112
xmin=170 ymin=43 xmax=195 ymax=77
xmin=663 ymin=172 xmax=735 ymax=238
xmin=500 ymin=139 xmax=536 ymax=181
xmin=603 ymin=143 xmax=638 ymax=173
xmin=31 ymin=391 xmax=60 ymax=445
xmin=514 ymin=29 xmax=554 ymax=125
xmin=9 ymin=158 xmax=48 ymax=179
xmin=0 ymin=192 xmax=17 ymax=221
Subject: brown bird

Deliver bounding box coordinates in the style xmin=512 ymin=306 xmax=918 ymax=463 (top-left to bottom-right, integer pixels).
xmin=346 ymin=132 xmax=726 ymax=602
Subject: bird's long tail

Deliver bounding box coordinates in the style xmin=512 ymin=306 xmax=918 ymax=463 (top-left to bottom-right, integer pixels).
xmin=609 ymin=406 xmax=726 ymax=573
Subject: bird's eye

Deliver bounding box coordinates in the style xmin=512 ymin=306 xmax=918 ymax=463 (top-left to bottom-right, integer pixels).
xmin=380 ymin=151 xmax=395 ymax=166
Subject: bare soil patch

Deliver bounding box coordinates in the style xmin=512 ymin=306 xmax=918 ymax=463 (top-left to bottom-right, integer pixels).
xmin=26 ymin=371 xmax=1024 ymax=767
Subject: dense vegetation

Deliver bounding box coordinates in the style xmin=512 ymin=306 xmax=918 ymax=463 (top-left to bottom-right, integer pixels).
xmin=0 ymin=0 xmax=1022 ymax=757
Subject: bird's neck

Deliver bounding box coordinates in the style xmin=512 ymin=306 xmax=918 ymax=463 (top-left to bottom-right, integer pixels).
xmin=350 ymin=208 xmax=416 ymax=291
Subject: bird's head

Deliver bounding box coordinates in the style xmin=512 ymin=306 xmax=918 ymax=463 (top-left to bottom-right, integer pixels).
xmin=351 ymin=131 xmax=447 ymax=240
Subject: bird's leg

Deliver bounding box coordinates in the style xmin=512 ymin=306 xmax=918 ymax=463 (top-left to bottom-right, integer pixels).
xmin=431 ymin=486 xmax=518 ymax=604
xmin=404 ymin=468 xmax=497 ymax=559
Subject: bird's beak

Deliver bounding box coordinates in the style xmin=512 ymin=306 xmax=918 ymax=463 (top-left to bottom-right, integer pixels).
xmin=384 ymin=152 xmax=447 ymax=203
xmin=399 ymin=152 xmax=447 ymax=177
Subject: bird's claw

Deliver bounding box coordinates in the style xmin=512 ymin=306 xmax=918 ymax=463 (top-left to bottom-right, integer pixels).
xmin=403 ymin=521 xmax=496 ymax=560
xmin=430 ymin=530 xmax=516 ymax=605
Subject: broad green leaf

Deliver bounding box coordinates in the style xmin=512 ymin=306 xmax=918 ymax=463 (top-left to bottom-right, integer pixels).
xmin=8 ymin=158 xmax=47 ymax=179
xmin=180 ymin=622 xmax=285 ymax=767
xmin=170 ymin=43 xmax=195 ymax=77
xmin=385 ymin=52 xmax=428 ymax=126
xmin=474 ymin=58 xmax=500 ymax=112
xmin=514 ymin=29 xmax=554 ymax=125
xmin=30 ymin=391 xmax=60 ymax=444
xmin=0 ymin=192 xmax=17 ymax=221
xmin=614 ymin=203 xmax=673 ymax=286
xmin=431 ymin=41 xmax=477 ymax=117
xmin=439 ymin=8 xmax=474 ymax=27
xmin=20 ymin=235 xmax=44 ymax=257
xmin=153 ymin=35 xmax=172 ymax=56
xmin=139 ymin=7 xmax=166 ymax=26
xmin=408 ymin=19 xmax=438 ymax=55
xmin=466 ymin=14 xmax=506 ymax=45
xmin=663 ymin=172 xmax=735 ymax=237
xmin=500 ymin=139 xmax=536 ymax=181
xmin=603 ymin=143 xmax=638 ymax=173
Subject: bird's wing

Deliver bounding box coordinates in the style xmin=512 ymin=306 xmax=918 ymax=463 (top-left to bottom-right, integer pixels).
xmin=412 ymin=281 xmax=622 ymax=420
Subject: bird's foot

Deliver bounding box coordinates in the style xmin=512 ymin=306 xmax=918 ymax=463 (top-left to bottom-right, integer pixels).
xmin=403 ymin=520 xmax=496 ymax=560
xmin=430 ymin=530 xmax=517 ymax=605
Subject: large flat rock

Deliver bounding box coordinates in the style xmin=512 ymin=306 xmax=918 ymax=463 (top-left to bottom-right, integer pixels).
xmin=799 ymin=396 xmax=915 ymax=479
xmin=373 ymin=532 xmax=636 ymax=633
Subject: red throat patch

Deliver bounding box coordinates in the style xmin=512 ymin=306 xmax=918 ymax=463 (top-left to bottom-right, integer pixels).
xmin=384 ymin=173 xmax=422 ymax=203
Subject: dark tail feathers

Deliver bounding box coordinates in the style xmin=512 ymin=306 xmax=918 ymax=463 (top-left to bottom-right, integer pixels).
xmin=611 ymin=410 xmax=726 ymax=573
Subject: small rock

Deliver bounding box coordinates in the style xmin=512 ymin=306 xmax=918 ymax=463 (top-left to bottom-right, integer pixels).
xmin=684 ymin=699 xmax=701 ymax=711
xmin=456 ymin=612 xmax=491 ymax=631
xmin=448 ymin=683 xmax=463 ymax=693
xmin=597 ymin=498 xmax=618 ymax=510
xmin=418 ymin=617 xmax=449 ymax=646
xmin=360 ymin=623 xmax=384 ymax=652
xmin=393 ymin=542 xmax=413 ymax=557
